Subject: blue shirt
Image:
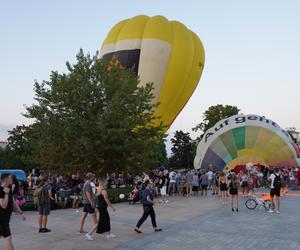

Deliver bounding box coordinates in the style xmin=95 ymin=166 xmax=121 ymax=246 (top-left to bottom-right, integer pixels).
xmin=201 ymin=174 xmax=208 ymax=185
xmin=143 ymin=188 xmax=153 ymax=205
xmin=43 ymin=183 xmax=51 ymax=205
xmin=186 ymin=172 xmax=193 ymax=183
xmin=192 ymin=175 xmax=199 ymax=186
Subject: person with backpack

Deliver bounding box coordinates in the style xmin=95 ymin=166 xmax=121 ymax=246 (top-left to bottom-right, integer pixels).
xmin=34 ymin=176 xmax=53 ymax=233
xmin=134 ymin=180 xmax=162 ymax=234
xmin=268 ymin=168 xmax=282 ymax=213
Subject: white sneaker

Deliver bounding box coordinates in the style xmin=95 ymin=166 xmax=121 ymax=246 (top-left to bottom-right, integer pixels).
xmin=85 ymin=233 xmax=94 ymax=241
xmin=276 ymin=210 xmax=280 ymax=214
xmin=107 ymin=233 xmax=116 ymax=239
xmin=268 ymin=209 xmax=274 ymax=213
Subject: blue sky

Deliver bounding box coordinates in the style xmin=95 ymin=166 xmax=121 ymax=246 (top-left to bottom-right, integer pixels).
xmin=1 ymin=1 xmax=300 ymax=144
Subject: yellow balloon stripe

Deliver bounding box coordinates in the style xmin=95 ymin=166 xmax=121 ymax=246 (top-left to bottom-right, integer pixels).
xmin=154 ymin=21 xmax=195 ymax=127
xmin=102 ymin=19 xmax=128 ymax=45
xmin=142 ymin=15 xmax=172 ymax=44
xmin=116 ymin=15 xmax=148 ymax=41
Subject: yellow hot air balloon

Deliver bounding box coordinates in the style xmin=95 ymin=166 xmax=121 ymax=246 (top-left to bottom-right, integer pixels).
xmin=100 ymin=15 xmax=205 ymax=130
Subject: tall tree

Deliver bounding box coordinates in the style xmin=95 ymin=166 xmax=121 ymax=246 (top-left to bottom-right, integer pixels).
xmin=141 ymin=138 xmax=168 ymax=172
xmin=192 ymin=104 xmax=240 ymax=139
xmin=169 ymin=130 xmax=193 ymax=169
xmin=9 ymin=50 xmax=166 ymax=174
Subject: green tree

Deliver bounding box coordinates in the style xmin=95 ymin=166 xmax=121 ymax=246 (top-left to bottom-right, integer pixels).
xmin=6 ymin=125 xmax=38 ymax=170
xmin=192 ymin=104 xmax=240 ymax=139
xmin=0 ymin=147 xmax=9 ymax=168
xmin=141 ymin=138 xmax=168 ymax=172
xmin=169 ymin=130 xmax=193 ymax=169
xmin=9 ymin=50 xmax=165 ymax=174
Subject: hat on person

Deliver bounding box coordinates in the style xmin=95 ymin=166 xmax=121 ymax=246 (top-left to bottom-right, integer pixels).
xmin=86 ymin=172 xmax=95 ymax=178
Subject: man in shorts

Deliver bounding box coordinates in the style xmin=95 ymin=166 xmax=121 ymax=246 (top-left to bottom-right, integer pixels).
xmin=79 ymin=172 xmax=97 ymax=234
xmin=186 ymin=170 xmax=193 ymax=197
xmin=268 ymin=168 xmax=282 ymax=213
xmin=0 ymin=173 xmax=26 ymax=250
xmin=207 ymin=165 xmax=214 ymax=190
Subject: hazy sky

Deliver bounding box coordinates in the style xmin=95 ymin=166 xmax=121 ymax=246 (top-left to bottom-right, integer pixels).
xmin=1 ymin=1 xmax=300 ymax=145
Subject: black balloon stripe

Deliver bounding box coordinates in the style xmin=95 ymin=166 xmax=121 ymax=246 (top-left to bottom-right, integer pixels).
xmin=102 ymin=49 xmax=141 ymax=76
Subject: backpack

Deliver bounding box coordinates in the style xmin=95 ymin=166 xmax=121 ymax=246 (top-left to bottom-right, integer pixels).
xmin=273 ymin=174 xmax=281 ymax=189
xmin=33 ymin=186 xmax=45 ymax=206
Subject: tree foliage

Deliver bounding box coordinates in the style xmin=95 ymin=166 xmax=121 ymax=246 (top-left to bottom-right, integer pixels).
xmin=8 ymin=50 xmax=166 ymax=174
xmin=169 ymin=130 xmax=194 ymax=169
xmin=192 ymin=104 xmax=240 ymax=138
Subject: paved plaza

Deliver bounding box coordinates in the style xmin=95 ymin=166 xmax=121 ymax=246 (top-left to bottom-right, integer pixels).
xmin=9 ymin=190 xmax=300 ymax=250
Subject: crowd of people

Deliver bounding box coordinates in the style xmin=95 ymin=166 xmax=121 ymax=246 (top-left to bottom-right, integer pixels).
xmin=1 ymin=165 xmax=300 ymax=249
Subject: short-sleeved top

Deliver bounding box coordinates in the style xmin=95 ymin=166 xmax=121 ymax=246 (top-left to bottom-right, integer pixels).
xmin=269 ymin=173 xmax=279 ymax=189
xmin=192 ymin=175 xmax=199 ymax=186
xmin=72 ymin=178 xmax=81 ymax=188
xmin=143 ymin=188 xmax=153 ymax=206
xmin=169 ymin=171 xmax=176 ymax=183
xmin=0 ymin=186 xmax=14 ymax=217
xmin=241 ymin=175 xmax=249 ymax=182
xmin=159 ymin=176 xmax=167 ymax=188
xmin=201 ymin=174 xmax=208 ymax=185
xmin=186 ymin=172 xmax=193 ymax=183
xmin=82 ymin=181 xmax=93 ymax=204
xmin=43 ymin=183 xmax=51 ymax=205
xmin=207 ymin=171 xmax=213 ymax=180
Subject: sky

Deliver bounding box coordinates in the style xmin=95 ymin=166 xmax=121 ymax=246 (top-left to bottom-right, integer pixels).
xmin=1 ymin=1 xmax=300 ymax=150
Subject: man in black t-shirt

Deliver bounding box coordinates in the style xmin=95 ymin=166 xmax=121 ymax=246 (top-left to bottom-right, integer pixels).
xmin=0 ymin=173 xmax=26 ymax=250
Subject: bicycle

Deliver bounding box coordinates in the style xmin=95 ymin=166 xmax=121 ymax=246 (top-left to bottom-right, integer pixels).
xmin=245 ymin=194 xmax=272 ymax=210
xmin=245 ymin=187 xmax=288 ymax=211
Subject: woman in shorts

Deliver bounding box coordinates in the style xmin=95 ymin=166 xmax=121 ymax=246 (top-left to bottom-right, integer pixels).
xmin=200 ymin=172 xmax=208 ymax=196
xmin=192 ymin=172 xmax=199 ymax=196
xmin=240 ymin=171 xmax=249 ymax=195
xmin=218 ymin=172 xmax=228 ymax=203
xmin=228 ymin=172 xmax=239 ymax=212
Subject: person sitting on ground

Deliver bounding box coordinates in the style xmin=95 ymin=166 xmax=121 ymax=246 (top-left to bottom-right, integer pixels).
xmin=128 ymin=186 xmax=140 ymax=205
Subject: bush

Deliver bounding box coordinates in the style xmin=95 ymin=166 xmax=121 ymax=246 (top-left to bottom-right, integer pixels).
xmin=21 ymin=187 xmax=133 ymax=211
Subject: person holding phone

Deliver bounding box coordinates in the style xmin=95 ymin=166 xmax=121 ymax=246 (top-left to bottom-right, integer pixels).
xmin=0 ymin=173 xmax=26 ymax=250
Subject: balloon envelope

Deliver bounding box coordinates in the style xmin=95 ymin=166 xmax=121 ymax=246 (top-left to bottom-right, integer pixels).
xmin=100 ymin=15 xmax=205 ymax=130
xmin=194 ymin=114 xmax=300 ymax=171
